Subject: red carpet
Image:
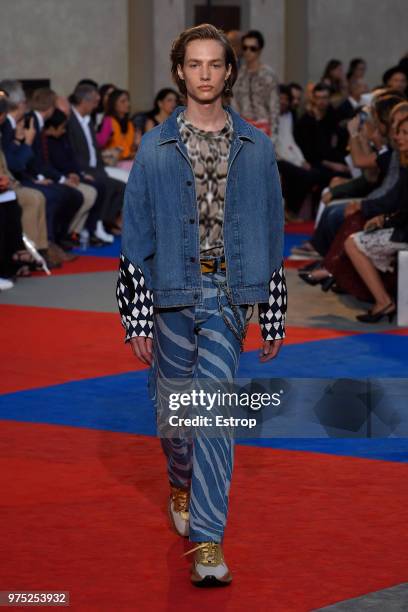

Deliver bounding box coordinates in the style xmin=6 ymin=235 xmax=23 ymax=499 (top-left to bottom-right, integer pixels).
xmin=0 ymin=305 xmax=358 ymax=394
xmin=0 ymin=305 xmax=142 ymax=394
xmin=1 ymin=421 xmax=407 ymax=611
xmin=285 ymin=221 xmax=315 ymax=234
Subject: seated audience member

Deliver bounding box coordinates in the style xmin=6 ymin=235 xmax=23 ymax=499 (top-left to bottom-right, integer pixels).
xmin=383 ymin=66 xmax=408 ymax=96
xmin=96 ymin=89 xmax=136 ymax=167
xmin=346 ymin=58 xmax=367 ymax=83
xmin=299 ymin=101 xmax=408 ymax=292
xmin=276 ymin=85 xmax=320 ymax=219
xmin=144 ymin=88 xmax=178 ymax=131
xmin=343 ymin=113 xmax=408 ymax=322
xmin=0 ymin=82 xmax=54 ymax=264
xmin=0 ymin=93 xmax=43 ymax=285
xmin=295 ymin=93 xmax=405 ymax=259
xmin=336 ymin=78 xmax=368 ymax=123
xmin=295 ymin=83 xmax=350 ymax=187
xmin=1 ymin=86 xmax=81 ymax=260
xmin=95 ymin=83 xmax=115 ymax=130
xmin=321 ymin=59 xmax=347 ymax=105
xmin=67 ymin=84 xmax=125 ymax=238
xmin=288 ymin=82 xmax=303 ymax=121
xmin=44 ymin=109 xmax=99 ymax=243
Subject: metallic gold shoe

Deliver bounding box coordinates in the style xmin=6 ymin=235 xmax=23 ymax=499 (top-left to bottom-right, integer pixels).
xmin=168 ymin=485 xmax=190 ymax=537
xmin=184 ymin=542 xmax=232 ymax=587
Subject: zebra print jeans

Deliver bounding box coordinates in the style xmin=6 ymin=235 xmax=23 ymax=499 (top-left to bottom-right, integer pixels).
xmin=148 ymin=268 xmax=248 ymax=542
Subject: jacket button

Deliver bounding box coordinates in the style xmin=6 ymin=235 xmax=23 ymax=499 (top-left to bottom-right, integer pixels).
xmin=193 ymin=293 xmax=199 ymax=300
xmin=190 ymin=257 xmax=196 ymax=263
xmin=186 ymin=180 xmax=193 ymax=186
xmin=189 ymin=218 xmax=195 ymax=224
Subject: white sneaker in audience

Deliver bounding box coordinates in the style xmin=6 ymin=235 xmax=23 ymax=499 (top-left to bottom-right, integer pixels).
xmin=0 ymin=278 xmax=14 ymax=291
xmin=94 ymin=221 xmax=114 ymax=243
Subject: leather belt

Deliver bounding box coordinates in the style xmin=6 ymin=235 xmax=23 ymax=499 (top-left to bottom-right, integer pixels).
xmin=200 ymin=259 xmax=226 ymax=274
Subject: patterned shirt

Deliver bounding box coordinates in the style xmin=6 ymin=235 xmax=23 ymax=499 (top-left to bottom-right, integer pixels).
xmin=231 ymin=63 xmax=280 ymax=145
xmin=177 ymin=110 xmax=233 ymax=257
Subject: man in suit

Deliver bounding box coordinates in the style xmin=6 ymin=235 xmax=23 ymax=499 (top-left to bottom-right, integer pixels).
xmin=336 ymin=78 xmax=367 ymax=124
xmin=0 ymin=83 xmax=80 ymax=259
xmin=67 ymin=84 xmax=125 ymax=242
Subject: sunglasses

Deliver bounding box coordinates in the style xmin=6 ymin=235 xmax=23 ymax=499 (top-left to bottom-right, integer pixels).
xmin=242 ymin=45 xmax=260 ymax=52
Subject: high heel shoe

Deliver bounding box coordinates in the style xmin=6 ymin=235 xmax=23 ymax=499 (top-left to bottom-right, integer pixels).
xmin=299 ymin=271 xmax=334 ymax=290
xmin=321 ymin=276 xmax=336 ymax=292
xmin=356 ymin=303 xmax=396 ymax=323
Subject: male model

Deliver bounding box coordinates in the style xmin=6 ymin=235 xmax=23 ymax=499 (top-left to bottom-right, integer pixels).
xmin=117 ymin=24 xmax=287 ymax=587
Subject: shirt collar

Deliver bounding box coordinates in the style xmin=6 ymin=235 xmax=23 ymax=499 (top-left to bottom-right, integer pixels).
xmin=159 ymin=105 xmax=255 ymax=145
xmin=34 ymin=110 xmax=44 ymax=130
xmin=348 ymin=96 xmax=360 ymax=109
xmin=73 ymin=106 xmax=90 ymax=126
xmin=7 ymin=114 xmax=16 ymax=129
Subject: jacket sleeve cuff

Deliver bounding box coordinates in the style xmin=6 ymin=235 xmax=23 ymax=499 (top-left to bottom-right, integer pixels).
xmin=258 ymin=262 xmax=287 ymax=341
xmin=116 ymin=253 xmax=154 ymax=342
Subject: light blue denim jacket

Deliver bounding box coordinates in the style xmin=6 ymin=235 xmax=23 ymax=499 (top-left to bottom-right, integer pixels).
xmin=121 ymin=105 xmax=284 ymax=308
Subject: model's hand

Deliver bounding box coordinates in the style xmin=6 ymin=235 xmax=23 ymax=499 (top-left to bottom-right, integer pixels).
xmin=259 ymin=339 xmax=283 ymax=363
xmin=129 ymin=336 xmax=153 ymax=366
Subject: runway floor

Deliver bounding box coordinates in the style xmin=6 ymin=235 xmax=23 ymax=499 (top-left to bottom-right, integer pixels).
xmin=1 ymin=225 xmax=407 ymax=611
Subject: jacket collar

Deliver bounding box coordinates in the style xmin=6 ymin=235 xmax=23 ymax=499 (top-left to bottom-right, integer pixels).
xmin=158 ymin=105 xmax=255 ymax=145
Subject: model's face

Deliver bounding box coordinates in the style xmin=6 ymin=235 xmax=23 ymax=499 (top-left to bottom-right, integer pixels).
xmin=290 ymin=87 xmax=302 ymax=110
xmin=387 ymin=72 xmax=407 ymax=94
xmin=395 ymin=120 xmax=408 ymax=153
xmin=178 ymin=39 xmax=231 ymax=105
xmin=242 ymin=36 xmax=261 ymax=62
xmin=159 ymin=93 xmax=178 ymax=116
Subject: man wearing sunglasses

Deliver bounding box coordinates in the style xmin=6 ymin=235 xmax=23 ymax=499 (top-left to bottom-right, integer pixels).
xmin=231 ymin=29 xmax=280 ymax=144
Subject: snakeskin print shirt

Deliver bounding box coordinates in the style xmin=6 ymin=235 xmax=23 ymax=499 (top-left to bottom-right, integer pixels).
xmin=177 ymin=110 xmax=234 ymax=257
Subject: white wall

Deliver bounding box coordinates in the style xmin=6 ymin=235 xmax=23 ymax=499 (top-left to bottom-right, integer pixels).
xmin=152 ymin=0 xmax=186 ymax=93
xmin=250 ymin=0 xmax=285 ymax=80
xmin=1 ymin=0 xmax=128 ymax=96
xmin=308 ymin=0 xmax=408 ymax=87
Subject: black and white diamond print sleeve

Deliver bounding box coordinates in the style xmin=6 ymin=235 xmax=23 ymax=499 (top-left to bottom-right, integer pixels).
xmin=258 ymin=263 xmax=287 ymax=341
xmin=116 ymin=253 xmax=154 ymax=342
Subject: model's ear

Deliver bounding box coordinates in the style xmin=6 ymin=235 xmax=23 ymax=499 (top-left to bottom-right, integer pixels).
xmin=177 ymin=64 xmax=185 ymax=81
xmin=226 ymin=63 xmax=232 ymax=81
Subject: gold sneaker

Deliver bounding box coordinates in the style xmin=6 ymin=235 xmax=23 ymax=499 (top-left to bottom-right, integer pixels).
xmin=168 ymin=485 xmax=190 ymax=537
xmin=184 ymin=542 xmax=232 ymax=587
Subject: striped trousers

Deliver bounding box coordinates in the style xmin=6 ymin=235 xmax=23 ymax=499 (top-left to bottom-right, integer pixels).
xmin=148 ymin=269 xmax=249 ymax=542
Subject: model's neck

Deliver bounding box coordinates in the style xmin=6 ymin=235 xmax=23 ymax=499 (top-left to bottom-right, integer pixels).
xmin=184 ymin=98 xmax=226 ymax=131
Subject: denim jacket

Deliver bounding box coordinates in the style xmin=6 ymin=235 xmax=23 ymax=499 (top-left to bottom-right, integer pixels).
xmin=121 ymin=106 xmax=284 ymax=308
